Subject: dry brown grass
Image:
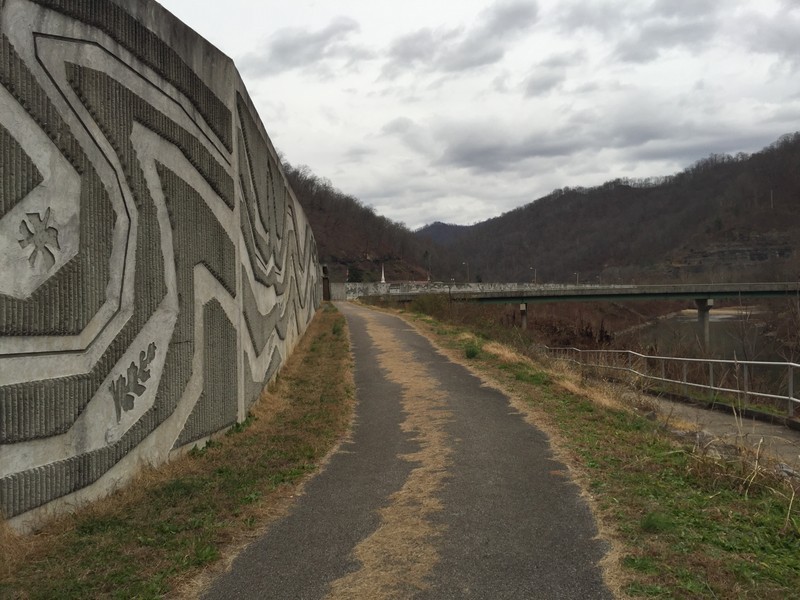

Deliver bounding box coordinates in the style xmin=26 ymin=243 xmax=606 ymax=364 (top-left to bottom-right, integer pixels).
xmin=0 ymin=520 xmax=29 ymax=581
xmin=327 ymin=311 xmax=453 ymax=599
xmin=481 ymin=340 xmax=532 ymax=365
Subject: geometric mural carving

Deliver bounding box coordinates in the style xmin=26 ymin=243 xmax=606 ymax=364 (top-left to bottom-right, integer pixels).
xmin=0 ymin=0 xmax=321 ymax=527
xmin=18 ymin=207 xmax=61 ymax=270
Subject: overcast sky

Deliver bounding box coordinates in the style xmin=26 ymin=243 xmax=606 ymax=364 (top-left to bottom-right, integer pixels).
xmin=158 ymin=0 xmax=800 ymax=230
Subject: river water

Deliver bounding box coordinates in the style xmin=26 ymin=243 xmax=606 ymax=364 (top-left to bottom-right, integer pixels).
xmin=620 ymin=305 xmax=798 ymax=414
xmin=627 ymin=306 xmax=784 ymax=361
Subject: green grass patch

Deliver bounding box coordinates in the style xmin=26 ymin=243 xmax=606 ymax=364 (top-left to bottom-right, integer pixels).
xmin=513 ymin=366 xmax=551 ymax=386
xmin=640 ymin=511 xmax=675 ymax=534
xmin=2 ymin=304 xmax=354 ymax=599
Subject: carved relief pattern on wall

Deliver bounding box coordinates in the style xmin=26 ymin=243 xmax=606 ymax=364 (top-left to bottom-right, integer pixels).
xmin=19 ymin=208 xmax=60 ymax=270
xmin=0 ymin=0 xmax=320 ymax=522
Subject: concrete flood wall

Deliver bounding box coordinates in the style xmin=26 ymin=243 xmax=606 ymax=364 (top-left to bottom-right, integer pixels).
xmin=0 ymin=0 xmax=321 ymax=529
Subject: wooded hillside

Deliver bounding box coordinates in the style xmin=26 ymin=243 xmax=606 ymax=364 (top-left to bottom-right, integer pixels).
xmin=418 ymin=132 xmax=800 ymax=284
xmin=283 ymin=163 xmax=451 ymax=282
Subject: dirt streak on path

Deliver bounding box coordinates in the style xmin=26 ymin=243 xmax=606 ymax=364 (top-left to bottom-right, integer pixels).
xmin=327 ymin=311 xmax=454 ymax=598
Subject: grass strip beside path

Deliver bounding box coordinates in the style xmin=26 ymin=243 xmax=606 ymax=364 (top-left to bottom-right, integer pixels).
xmin=402 ymin=310 xmax=800 ymax=600
xmin=1 ymin=303 xmax=353 ymax=600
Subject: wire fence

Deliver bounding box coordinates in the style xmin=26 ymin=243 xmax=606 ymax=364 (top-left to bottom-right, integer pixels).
xmin=545 ymin=347 xmax=800 ymax=419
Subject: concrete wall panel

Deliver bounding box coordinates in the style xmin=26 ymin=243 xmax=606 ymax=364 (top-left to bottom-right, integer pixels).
xmin=0 ymin=0 xmax=321 ymax=529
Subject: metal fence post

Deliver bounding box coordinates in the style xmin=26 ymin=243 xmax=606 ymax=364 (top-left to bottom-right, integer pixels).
xmin=682 ymin=362 xmax=688 ymax=398
xmin=743 ymin=363 xmax=749 ymax=408
xmin=789 ymin=364 xmax=795 ymax=417
xmin=709 ymin=362 xmax=714 ymax=402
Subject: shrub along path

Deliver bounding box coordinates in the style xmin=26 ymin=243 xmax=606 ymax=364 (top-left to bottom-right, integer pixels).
xmin=203 ymin=302 xmax=611 ymax=599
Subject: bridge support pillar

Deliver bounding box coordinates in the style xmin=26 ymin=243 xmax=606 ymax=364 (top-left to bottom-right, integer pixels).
xmin=695 ymin=298 xmax=713 ymax=350
xmin=520 ymin=303 xmax=528 ymax=330
xmin=322 ymin=265 xmax=331 ymax=301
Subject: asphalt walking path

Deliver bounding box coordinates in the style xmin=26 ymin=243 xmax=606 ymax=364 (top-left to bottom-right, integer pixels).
xmin=203 ymin=303 xmax=611 ymax=599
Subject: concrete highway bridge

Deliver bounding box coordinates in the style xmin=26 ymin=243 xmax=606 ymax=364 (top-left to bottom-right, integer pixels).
xmin=335 ymin=281 xmax=800 ymax=348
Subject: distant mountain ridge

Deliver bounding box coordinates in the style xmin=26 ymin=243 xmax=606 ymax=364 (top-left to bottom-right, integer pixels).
xmin=417 ymin=132 xmax=800 ymax=284
xmin=415 ymin=221 xmax=470 ymax=246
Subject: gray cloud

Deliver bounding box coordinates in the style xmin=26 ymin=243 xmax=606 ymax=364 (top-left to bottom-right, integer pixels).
xmin=542 ymin=50 xmax=586 ymax=68
xmin=522 ymin=50 xmax=584 ymax=96
xmin=239 ymin=17 xmax=372 ymax=77
xmin=381 ymin=117 xmax=435 ymax=156
xmin=556 ymin=0 xmax=718 ymax=32
xmin=429 ymin=97 xmax=768 ymax=177
xmin=343 ymin=145 xmax=373 ymax=163
xmin=382 ymin=1 xmax=539 ymax=77
xmin=554 ymin=1 xmax=629 ymax=34
xmin=764 ymin=103 xmax=800 ymax=125
xmin=604 ymin=116 xmax=675 ymax=148
xmin=382 ymin=27 xmax=462 ymax=78
xmin=621 ymin=130 xmax=788 ymax=165
xmin=570 ymin=80 xmax=603 ymax=94
xmin=554 ymin=0 xmax=723 ymax=63
xmin=440 ymin=1 xmax=539 ymax=70
xmin=436 ymin=39 xmax=506 ymax=72
xmin=388 ymin=28 xmax=449 ymax=64
xmin=650 ymin=0 xmax=721 ymax=20
xmin=493 ymin=72 xmax=511 ymax=93
xmin=739 ymin=5 xmax=800 ymax=70
xmin=523 ymin=71 xmax=563 ymax=95
xmin=381 ymin=117 xmax=415 ymax=135
xmin=434 ymin=122 xmax=580 ymax=173
xmin=578 ymin=103 xmax=795 ymax=167
xmin=614 ymin=16 xmax=719 ymax=63
xmin=484 ymin=0 xmax=540 ymax=32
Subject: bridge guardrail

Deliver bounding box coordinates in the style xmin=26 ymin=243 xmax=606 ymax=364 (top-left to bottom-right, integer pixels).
xmin=545 ymin=347 xmax=799 ymax=418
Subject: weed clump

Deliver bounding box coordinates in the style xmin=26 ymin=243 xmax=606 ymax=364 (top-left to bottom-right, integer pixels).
xmin=332 ymin=318 xmax=344 ymax=336
xmin=464 ymin=343 xmax=480 ymax=359
xmin=640 ymin=511 xmax=675 ymax=534
xmin=227 ymin=412 xmax=256 ymax=435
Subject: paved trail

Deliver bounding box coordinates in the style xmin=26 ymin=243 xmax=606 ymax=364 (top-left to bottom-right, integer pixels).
xmin=204 ymin=303 xmax=611 ymax=599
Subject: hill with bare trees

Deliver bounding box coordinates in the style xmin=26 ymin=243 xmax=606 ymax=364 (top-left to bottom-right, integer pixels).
xmin=286 ymin=132 xmax=800 ymax=285
xmin=283 ymin=162 xmax=451 ymax=282
xmin=418 ymin=132 xmax=800 ymax=284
